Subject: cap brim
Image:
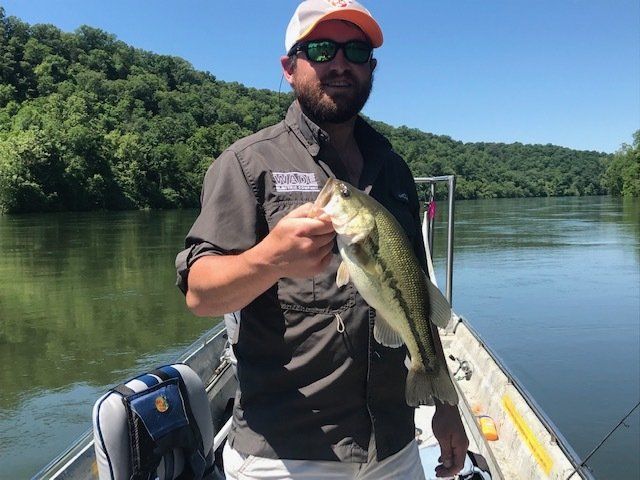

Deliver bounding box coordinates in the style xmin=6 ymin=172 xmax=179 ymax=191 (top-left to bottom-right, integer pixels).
xmin=426 ymin=279 xmax=452 ymax=328
xmin=298 ymin=9 xmax=383 ymax=48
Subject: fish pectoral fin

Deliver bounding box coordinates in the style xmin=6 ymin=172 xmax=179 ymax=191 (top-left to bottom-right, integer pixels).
xmin=374 ymin=313 xmax=405 ymax=348
xmin=350 ymin=243 xmax=379 ymax=276
xmin=336 ymin=261 xmax=350 ymax=288
xmin=425 ymin=274 xmax=452 ymax=328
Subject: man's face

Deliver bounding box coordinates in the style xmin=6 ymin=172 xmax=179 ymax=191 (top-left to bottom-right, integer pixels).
xmin=284 ymin=20 xmax=375 ymax=124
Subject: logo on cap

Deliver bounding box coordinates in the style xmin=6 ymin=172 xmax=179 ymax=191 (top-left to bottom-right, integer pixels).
xmin=328 ymin=0 xmax=353 ymax=7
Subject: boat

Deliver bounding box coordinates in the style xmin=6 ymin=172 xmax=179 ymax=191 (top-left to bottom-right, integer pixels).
xmin=34 ymin=176 xmax=595 ymax=480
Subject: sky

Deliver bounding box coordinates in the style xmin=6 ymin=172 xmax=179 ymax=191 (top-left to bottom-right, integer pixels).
xmin=2 ymin=0 xmax=638 ymax=153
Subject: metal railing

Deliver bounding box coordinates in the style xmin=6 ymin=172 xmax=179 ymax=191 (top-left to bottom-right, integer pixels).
xmin=414 ymin=175 xmax=456 ymax=306
xmin=415 ymin=176 xmax=596 ymax=479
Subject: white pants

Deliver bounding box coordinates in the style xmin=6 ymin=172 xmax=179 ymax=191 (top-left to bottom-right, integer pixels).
xmin=222 ymin=436 xmax=426 ymax=480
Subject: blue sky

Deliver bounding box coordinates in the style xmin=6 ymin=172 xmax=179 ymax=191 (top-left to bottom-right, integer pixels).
xmin=2 ymin=0 xmax=638 ymax=153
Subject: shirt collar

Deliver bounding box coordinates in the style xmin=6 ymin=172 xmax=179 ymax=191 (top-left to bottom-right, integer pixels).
xmin=285 ymin=101 xmax=325 ymax=156
xmin=285 ymin=101 xmax=391 ymax=157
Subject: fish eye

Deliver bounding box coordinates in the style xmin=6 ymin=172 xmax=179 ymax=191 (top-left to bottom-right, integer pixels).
xmin=339 ymin=184 xmax=350 ymax=197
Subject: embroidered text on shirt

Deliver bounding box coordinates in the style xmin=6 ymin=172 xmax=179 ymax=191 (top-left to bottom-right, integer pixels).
xmin=273 ymin=172 xmax=320 ymax=192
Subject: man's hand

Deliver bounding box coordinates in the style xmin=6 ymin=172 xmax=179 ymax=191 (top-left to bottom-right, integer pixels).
xmin=432 ymin=401 xmax=469 ymax=477
xmin=259 ymin=202 xmax=335 ymax=279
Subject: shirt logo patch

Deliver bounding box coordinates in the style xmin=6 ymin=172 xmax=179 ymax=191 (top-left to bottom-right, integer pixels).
xmin=273 ymin=172 xmax=320 ymax=192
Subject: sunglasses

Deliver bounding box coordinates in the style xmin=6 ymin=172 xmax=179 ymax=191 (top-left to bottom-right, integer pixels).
xmin=289 ymin=39 xmax=373 ymax=64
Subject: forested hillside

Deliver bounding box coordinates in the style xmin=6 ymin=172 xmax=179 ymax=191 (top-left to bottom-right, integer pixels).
xmin=0 ymin=9 xmax=625 ymax=213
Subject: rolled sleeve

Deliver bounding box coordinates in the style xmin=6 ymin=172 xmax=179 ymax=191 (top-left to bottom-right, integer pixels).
xmin=175 ymin=150 xmax=260 ymax=294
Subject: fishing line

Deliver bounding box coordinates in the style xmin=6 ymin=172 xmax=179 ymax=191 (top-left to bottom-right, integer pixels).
xmin=565 ymin=399 xmax=640 ymax=479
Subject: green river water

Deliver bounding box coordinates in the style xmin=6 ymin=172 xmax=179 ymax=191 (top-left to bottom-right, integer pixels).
xmin=0 ymin=196 xmax=638 ymax=478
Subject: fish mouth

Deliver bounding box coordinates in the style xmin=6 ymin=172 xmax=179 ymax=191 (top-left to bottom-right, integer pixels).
xmin=314 ymin=178 xmax=337 ymax=210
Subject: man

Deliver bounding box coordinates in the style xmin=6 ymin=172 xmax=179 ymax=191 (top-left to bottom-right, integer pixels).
xmin=176 ymin=1 xmax=468 ymax=478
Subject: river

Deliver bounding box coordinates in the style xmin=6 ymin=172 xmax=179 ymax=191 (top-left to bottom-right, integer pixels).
xmin=0 ymin=196 xmax=638 ymax=479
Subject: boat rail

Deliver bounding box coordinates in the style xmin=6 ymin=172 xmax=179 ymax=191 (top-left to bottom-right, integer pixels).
xmin=458 ymin=317 xmax=595 ymax=480
xmin=415 ymin=175 xmax=456 ymax=305
xmin=415 ymin=175 xmax=594 ymax=479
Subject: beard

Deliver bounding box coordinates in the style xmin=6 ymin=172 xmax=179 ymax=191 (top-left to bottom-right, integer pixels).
xmin=293 ymin=70 xmax=373 ymax=124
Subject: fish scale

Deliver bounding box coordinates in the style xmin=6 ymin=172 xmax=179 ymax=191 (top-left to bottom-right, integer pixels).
xmin=358 ymin=197 xmax=438 ymax=372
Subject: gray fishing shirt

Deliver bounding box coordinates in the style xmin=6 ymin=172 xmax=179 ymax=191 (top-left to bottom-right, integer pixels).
xmin=176 ymin=101 xmax=428 ymax=463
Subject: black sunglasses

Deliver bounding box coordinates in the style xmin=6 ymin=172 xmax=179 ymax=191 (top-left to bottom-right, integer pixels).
xmin=289 ymin=39 xmax=373 ymax=64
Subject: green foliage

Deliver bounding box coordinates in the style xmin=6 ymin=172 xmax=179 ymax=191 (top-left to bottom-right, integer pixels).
xmin=369 ymin=122 xmax=612 ymax=199
xmin=0 ymin=10 xmax=619 ymax=212
xmin=0 ymin=129 xmax=54 ymax=212
xmin=602 ymin=130 xmax=639 ymax=197
xmin=0 ymin=11 xmax=289 ymax=212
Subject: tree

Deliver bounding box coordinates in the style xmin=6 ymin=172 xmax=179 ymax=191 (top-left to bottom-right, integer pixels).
xmin=603 ymin=131 xmax=640 ymax=197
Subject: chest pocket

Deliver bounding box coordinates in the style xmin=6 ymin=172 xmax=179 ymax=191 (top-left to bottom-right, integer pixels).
xmin=264 ymin=195 xmax=356 ymax=315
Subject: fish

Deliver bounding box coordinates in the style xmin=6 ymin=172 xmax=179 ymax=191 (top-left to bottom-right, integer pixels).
xmin=312 ymin=178 xmax=458 ymax=406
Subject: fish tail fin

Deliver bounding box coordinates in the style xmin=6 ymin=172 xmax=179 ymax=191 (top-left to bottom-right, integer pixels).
xmin=406 ymin=363 xmax=459 ymax=407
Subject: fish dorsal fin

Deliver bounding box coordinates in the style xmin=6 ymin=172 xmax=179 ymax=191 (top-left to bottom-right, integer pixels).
xmin=374 ymin=313 xmax=404 ymax=348
xmin=336 ymin=261 xmax=350 ymax=288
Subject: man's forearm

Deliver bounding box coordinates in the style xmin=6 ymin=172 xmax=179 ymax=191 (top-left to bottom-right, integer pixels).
xmin=185 ymin=203 xmax=335 ymax=317
xmin=185 ymin=246 xmax=280 ymax=317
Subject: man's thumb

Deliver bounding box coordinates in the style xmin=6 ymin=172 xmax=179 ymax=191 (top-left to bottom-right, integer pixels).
xmin=285 ymin=202 xmax=314 ymax=218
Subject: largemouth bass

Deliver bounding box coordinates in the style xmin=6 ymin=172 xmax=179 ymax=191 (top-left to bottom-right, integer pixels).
xmin=313 ymin=178 xmax=458 ymax=406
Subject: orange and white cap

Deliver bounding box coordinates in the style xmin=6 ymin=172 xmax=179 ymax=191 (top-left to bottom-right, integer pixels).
xmin=285 ymin=0 xmax=383 ymax=53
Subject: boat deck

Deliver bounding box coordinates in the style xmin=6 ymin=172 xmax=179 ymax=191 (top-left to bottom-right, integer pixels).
xmin=35 ymin=318 xmax=593 ymax=480
xmin=438 ymin=317 xmax=591 ymax=480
